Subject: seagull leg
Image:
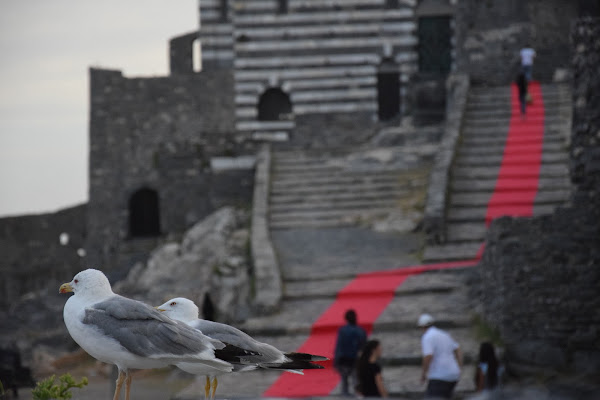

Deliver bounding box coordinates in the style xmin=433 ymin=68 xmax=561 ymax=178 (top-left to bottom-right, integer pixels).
xmin=211 ymin=377 xmax=218 ymax=400
xmin=113 ymin=369 xmax=125 ymax=400
xmin=124 ymin=370 xmax=133 ymax=400
xmin=204 ymin=375 xmax=211 ymax=400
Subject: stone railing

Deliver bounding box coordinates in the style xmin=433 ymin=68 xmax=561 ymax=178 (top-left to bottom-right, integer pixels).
xmin=250 ymin=144 xmax=282 ymax=313
xmin=423 ymin=73 xmax=470 ymax=244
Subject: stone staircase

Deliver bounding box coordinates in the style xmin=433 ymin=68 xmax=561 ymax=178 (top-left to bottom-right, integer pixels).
xmin=268 ymin=146 xmax=432 ymax=230
xmin=423 ymin=84 xmax=572 ymax=262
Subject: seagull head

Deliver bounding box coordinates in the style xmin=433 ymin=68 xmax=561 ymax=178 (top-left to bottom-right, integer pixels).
xmin=59 ymin=269 xmax=113 ymax=298
xmin=155 ymin=297 xmax=199 ymax=323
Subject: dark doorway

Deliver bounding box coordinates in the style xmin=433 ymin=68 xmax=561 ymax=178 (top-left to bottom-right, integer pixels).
xmin=418 ymin=16 xmax=452 ymax=74
xmin=129 ymin=188 xmax=161 ymax=237
xmin=278 ymin=0 xmax=288 ymax=14
xmin=377 ymin=58 xmax=401 ymax=121
xmin=202 ymin=293 xmax=215 ymax=321
xmin=220 ymin=0 xmax=228 ymax=21
xmin=257 ymin=88 xmax=292 ymax=121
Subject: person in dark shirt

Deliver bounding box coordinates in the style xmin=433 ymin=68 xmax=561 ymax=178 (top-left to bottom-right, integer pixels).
xmin=356 ymin=339 xmax=388 ymax=398
xmin=334 ymin=309 xmax=367 ymax=396
xmin=516 ymin=72 xmax=528 ymax=116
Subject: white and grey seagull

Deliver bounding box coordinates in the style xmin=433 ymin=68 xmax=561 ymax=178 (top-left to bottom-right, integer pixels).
xmin=59 ymin=269 xmax=255 ymax=400
xmin=156 ymin=297 xmax=327 ymax=399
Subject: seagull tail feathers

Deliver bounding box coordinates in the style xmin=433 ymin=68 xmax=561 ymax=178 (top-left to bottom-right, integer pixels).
xmin=259 ymin=359 xmax=325 ymax=372
xmin=284 ymin=351 xmax=329 ymax=362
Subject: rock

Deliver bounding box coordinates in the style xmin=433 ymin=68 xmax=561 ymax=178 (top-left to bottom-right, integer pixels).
xmin=115 ymin=206 xmax=251 ymax=323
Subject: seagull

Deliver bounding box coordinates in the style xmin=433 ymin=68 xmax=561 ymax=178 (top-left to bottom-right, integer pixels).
xmin=156 ymin=297 xmax=328 ymax=399
xmin=59 ymin=269 xmax=254 ymax=400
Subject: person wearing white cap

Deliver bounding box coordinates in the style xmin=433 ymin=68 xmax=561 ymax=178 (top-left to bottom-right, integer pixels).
xmin=418 ymin=313 xmax=463 ymax=399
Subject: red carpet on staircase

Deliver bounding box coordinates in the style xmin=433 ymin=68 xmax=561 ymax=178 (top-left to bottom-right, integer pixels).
xmin=263 ymin=82 xmax=546 ymax=397
xmin=485 ymin=82 xmax=545 ymax=225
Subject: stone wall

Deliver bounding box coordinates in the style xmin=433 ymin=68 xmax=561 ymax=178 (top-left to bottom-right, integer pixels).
xmin=0 ymin=204 xmax=86 ymax=307
xmin=455 ymin=0 xmax=579 ymax=85
xmin=86 ymin=67 xmax=253 ymax=273
xmin=423 ymin=73 xmax=470 ymax=244
xmin=476 ymin=18 xmax=600 ymax=379
xmin=289 ymin=112 xmax=379 ymax=149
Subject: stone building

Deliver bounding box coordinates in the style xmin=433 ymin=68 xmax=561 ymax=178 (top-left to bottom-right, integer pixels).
xmin=0 ymin=0 xmax=593 ymax=300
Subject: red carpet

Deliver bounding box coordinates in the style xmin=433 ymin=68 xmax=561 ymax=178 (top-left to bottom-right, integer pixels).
xmin=264 ymin=83 xmax=545 ymax=397
xmin=485 ymin=82 xmax=544 ymax=226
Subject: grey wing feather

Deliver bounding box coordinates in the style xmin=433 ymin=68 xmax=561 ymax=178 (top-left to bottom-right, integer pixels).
xmin=83 ymin=296 xmax=226 ymax=360
xmin=192 ymin=320 xmax=286 ymax=363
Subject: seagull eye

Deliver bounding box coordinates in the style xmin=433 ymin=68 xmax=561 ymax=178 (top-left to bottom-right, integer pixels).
xmin=74 ymin=279 xmax=79 ymax=284
xmin=170 ymin=302 xmax=176 ymax=306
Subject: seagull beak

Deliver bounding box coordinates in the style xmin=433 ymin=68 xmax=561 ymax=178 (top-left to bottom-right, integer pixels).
xmin=59 ymin=282 xmax=73 ymax=294
xmin=154 ymin=307 xmax=166 ymax=312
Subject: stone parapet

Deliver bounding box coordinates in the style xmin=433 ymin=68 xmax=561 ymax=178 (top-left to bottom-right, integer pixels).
xmin=250 ymin=144 xmax=282 ymax=313
xmin=423 ymin=73 xmax=470 ymax=244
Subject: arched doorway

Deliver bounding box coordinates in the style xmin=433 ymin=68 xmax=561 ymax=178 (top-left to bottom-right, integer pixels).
xmin=129 ymin=188 xmax=161 ymax=237
xmin=257 ymin=88 xmax=292 ymax=121
xmin=377 ymin=58 xmax=401 ymax=121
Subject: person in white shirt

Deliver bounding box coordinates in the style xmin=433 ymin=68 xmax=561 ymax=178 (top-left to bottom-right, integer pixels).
xmin=418 ymin=314 xmax=463 ymax=399
xmin=520 ymin=45 xmax=536 ymax=82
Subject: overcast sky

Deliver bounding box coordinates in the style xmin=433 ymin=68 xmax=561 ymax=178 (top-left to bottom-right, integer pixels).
xmin=0 ymin=0 xmax=197 ymax=217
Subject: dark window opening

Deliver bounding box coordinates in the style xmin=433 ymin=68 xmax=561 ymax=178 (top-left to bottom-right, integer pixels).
xmin=278 ymin=0 xmax=288 ymax=14
xmin=129 ymin=188 xmax=161 ymax=237
xmin=418 ymin=16 xmax=452 ymax=74
xmin=220 ymin=0 xmax=228 ymax=22
xmin=202 ymin=293 xmax=215 ymax=321
xmin=377 ymin=58 xmax=401 ymax=121
xmin=257 ymin=88 xmax=292 ymax=121
xmin=386 ymin=0 xmax=399 ymax=8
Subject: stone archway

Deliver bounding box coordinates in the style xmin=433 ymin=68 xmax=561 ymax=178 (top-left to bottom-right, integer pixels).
xmin=129 ymin=188 xmax=161 ymax=237
xmin=257 ymin=88 xmax=292 ymax=121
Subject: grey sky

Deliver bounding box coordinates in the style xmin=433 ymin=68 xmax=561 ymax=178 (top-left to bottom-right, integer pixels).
xmin=0 ymin=0 xmax=197 ymax=217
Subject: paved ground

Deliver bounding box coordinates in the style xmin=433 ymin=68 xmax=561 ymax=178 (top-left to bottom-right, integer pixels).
xmin=272 ymin=227 xmax=424 ymax=280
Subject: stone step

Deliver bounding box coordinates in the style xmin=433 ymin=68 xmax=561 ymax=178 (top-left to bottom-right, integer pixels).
xmin=177 ymin=363 xmax=477 ymax=399
xmin=452 ymin=164 xmax=568 ymax=179
xmin=422 ymin=242 xmax=482 ymax=263
xmin=270 ymin=214 xmax=389 ymax=230
xmin=446 ymin=203 xmax=560 ymax=223
xmin=455 ymin=152 xmax=569 ymax=167
xmin=270 ymin=188 xmax=408 ymax=205
xmin=461 ymin=131 xmax=567 ymax=146
xmin=271 ymin=172 xmax=403 ymax=187
xmin=464 ymin=116 xmax=564 ymax=127
xmin=271 ymin=181 xmax=408 ymax=196
xmin=466 ymin=98 xmax=570 ymax=111
xmin=284 ymin=270 xmax=465 ymax=299
xmin=449 ymin=189 xmax=570 ymax=207
xmin=241 ymin=291 xmax=473 ymax=336
xmin=458 ymin=141 xmax=566 ymax=155
xmin=462 ymin=125 xmax=567 ymax=137
xmin=452 ymin=176 xmax=570 ymax=192
xmin=270 ymin=197 xmax=398 ymax=213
